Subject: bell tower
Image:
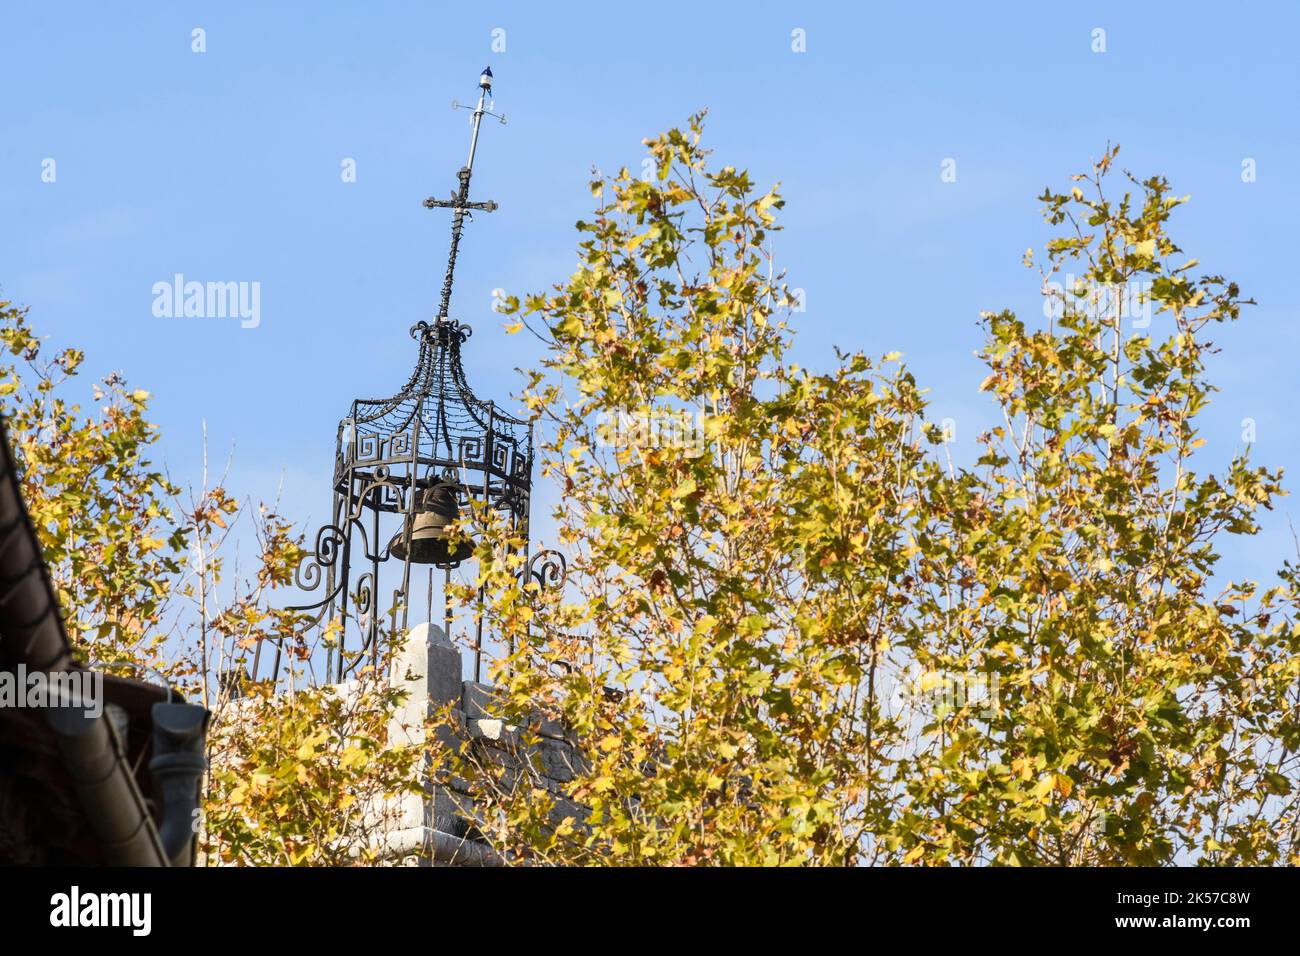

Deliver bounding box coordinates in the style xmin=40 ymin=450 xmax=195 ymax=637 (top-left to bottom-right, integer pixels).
xmin=268 ymin=68 xmax=563 ymax=687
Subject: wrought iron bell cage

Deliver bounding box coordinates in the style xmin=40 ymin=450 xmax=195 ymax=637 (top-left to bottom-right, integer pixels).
xmin=335 ymin=317 xmax=533 ymax=527
xmin=278 ymin=67 xmax=561 ymax=685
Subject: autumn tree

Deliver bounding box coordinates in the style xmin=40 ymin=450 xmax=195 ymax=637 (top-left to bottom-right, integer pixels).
xmin=1 ymin=300 xmax=188 ymax=682
xmin=892 ymin=150 xmax=1300 ymax=865
xmin=437 ymin=121 xmax=1300 ymax=866
xmin=0 ymin=297 xmax=420 ymax=865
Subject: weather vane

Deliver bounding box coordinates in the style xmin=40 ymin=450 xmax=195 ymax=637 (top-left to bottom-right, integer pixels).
xmin=427 ymin=66 xmax=507 ymax=325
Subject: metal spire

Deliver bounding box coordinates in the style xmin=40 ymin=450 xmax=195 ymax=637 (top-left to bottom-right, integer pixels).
xmin=425 ymin=67 xmax=507 ymax=325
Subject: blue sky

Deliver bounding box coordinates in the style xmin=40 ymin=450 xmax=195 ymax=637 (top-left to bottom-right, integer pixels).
xmin=3 ymin=1 xmax=1299 ymax=586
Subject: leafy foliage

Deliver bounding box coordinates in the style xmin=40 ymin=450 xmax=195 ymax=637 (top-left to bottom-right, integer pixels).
xmin=1 ymin=300 xmax=186 ymax=680
xmin=898 ymin=151 xmax=1300 ymax=865
xmin=438 ymin=123 xmax=1300 ymax=866
xmin=0 ymin=297 xmax=415 ymax=865
xmin=202 ymin=659 xmax=423 ymax=866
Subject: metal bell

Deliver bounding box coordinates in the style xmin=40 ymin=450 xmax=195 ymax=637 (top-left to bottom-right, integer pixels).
xmin=389 ymin=480 xmax=474 ymax=566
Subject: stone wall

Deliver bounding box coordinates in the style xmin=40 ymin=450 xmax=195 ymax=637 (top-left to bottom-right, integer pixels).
xmin=376 ymin=623 xmax=583 ymax=866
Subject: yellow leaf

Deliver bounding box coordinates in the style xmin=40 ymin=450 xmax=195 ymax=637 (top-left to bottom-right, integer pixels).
xmin=626 ymin=228 xmax=657 ymax=251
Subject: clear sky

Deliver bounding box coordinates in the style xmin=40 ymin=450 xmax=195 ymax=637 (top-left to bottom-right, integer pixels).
xmin=3 ymin=1 xmax=1298 ymax=585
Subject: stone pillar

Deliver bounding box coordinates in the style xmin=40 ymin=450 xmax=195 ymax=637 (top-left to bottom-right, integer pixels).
xmin=386 ymin=621 xmax=468 ymax=859
xmin=389 ymin=622 xmax=463 ymax=729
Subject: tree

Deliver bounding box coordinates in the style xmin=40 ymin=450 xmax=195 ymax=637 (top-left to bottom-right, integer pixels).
xmin=0 ymin=297 xmax=418 ymax=866
xmin=7 ymin=115 xmax=1298 ymax=867
xmin=1 ymin=299 xmax=188 ymax=682
xmin=893 ymin=149 xmax=1300 ymax=865
xmin=201 ymin=649 xmax=424 ymax=866
xmin=437 ymin=115 xmax=941 ymax=864
xmin=437 ymin=122 xmax=1300 ymax=866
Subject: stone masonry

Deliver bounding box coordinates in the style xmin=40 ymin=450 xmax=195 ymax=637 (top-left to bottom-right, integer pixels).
xmin=375 ymin=622 xmax=584 ymax=866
